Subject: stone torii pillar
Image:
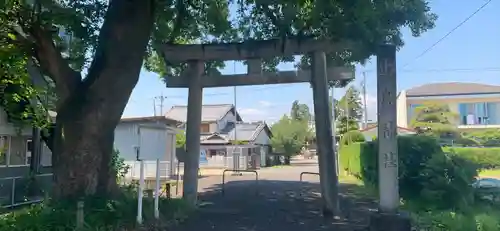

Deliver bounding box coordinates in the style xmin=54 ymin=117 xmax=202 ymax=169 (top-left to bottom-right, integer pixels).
xmin=310 ymin=51 xmax=340 ymax=216
xmin=183 ymin=61 xmax=204 ymax=204
xmin=369 ymin=44 xmax=411 ymax=231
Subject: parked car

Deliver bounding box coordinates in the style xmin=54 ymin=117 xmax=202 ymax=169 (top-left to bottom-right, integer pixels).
xmin=472 ymin=178 xmax=500 ymax=202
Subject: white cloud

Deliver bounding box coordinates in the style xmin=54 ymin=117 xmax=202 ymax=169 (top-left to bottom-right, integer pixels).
xmin=239 ymin=107 xmax=277 ymax=122
xmin=258 ymin=100 xmax=272 ymax=107
xmin=239 ymin=108 xmax=266 ymax=116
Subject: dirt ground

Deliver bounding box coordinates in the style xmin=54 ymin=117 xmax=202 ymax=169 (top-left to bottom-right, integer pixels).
xmin=170 ymin=160 xmax=377 ymax=231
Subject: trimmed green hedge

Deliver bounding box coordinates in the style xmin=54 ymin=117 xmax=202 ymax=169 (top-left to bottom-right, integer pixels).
xmin=443 ymin=147 xmax=500 ymax=169
xmin=340 ymin=130 xmax=365 ymax=146
xmin=340 ymin=136 xmax=479 ymax=209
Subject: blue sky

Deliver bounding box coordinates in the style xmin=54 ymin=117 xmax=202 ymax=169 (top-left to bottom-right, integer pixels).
xmin=123 ymin=0 xmax=500 ymax=123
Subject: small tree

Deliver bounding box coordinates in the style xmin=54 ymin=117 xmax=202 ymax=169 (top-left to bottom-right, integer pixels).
xmin=410 ymin=103 xmax=459 ymax=140
xmin=338 ymin=86 xmax=363 ymax=120
xmin=290 ymin=100 xmax=311 ymax=122
xmin=336 ymin=115 xmax=360 ymax=135
xmin=270 ymin=115 xmax=310 ymax=164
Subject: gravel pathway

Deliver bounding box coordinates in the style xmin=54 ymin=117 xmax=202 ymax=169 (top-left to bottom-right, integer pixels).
xmin=171 ymin=163 xmax=377 ymax=231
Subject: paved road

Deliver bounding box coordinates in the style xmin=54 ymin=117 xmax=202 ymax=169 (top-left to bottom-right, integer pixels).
xmin=171 ymin=160 xmax=376 ymax=231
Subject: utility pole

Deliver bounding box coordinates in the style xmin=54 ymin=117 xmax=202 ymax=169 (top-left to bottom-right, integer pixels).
xmin=344 ymin=87 xmax=349 ymax=133
xmin=154 ymin=93 xmax=167 ymax=116
xmin=331 ymin=86 xmax=336 ymax=139
xmin=362 ymin=72 xmax=368 ymax=129
xmin=153 ymin=98 xmax=157 ymax=116
xmin=330 ymin=85 xmax=339 ymax=176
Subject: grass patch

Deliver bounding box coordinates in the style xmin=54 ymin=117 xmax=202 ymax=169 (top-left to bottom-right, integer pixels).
xmin=338 ymin=173 xmax=363 ymax=185
xmin=480 ymin=169 xmax=500 ymax=179
xmin=270 ymin=165 xmax=290 ymax=169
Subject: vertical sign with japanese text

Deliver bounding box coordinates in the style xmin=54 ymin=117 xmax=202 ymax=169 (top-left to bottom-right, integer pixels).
xmin=376 ymin=44 xmax=399 ymax=212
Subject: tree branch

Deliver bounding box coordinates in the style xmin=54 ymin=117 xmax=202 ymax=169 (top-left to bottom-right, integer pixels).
xmin=82 ymin=0 xmax=156 ymax=116
xmin=168 ymin=0 xmax=187 ymax=44
xmin=28 ymin=25 xmax=81 ymax=106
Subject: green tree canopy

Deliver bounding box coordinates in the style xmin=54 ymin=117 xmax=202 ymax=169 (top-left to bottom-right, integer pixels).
xmin=336 ymin=115 xmax=360 ymax=135
xmin=338 ymin=86 xmax=363 ymax=120
xmin=1 ymin=0 xmax=436 ymax=199
xmin=290 ymin=100 xmax=311 ymax=122
xmin=270 ymin=115 xmax=310 ymax=162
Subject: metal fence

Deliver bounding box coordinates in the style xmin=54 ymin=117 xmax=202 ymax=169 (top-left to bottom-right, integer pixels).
xmin=123 ymin=161 xmax=175 ymax=179
xmin=0 ymin=173 xmax=53 ymax=208
xmin=199 ymin=155 xmax=248 ymax=169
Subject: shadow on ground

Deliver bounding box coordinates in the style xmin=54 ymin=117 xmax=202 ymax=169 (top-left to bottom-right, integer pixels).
xmin=171 ymin=179 xmax=378 ymax=231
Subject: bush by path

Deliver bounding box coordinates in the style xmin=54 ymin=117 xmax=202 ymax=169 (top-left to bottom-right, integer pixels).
xmin=340 ymin=135 xmax=479 ymax=210
xmin=443 ymin=147 xmax=500 ymax=169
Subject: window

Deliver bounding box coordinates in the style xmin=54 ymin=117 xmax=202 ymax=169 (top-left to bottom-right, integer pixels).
xmin=26 ymin=140 xmax=33 ymax=166
xmin=0 ymin=136 xmax=9 ymax=166
xmin=200 ymin=124 xmax=210 ymax=133
xmin=0 ymin=136 xmax=32 ymax=167
xmin=8 ymin=137 xmax=28 ymax=166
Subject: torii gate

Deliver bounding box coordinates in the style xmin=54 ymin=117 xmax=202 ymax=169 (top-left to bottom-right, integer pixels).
xmin=159 ymin=38 xmax=408 ymax=230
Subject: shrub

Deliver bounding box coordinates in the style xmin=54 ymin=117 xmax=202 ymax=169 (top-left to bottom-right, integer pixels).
xmin=0 ymin=187 xmax=192 ymax=231
xmin=340 ymin=130 xmax=365 ymax=146
xmin=340 ymin=135 xmax=479 ymax=209
xmin=453 ymin=137 xmax=481 ymax=147
xmin=339 ymin=142 xmax=365 ymax=177
xmin=111 ymin=148 xmax=130 ymax=182
xmin=443 ymin=147 xmax=500 ymax=169
xmin=412 ymin=206 xmax=500 ymax=231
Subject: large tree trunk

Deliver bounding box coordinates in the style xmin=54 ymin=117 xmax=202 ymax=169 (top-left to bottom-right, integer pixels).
xmin=41 ymin=0 xmax=157 ymax=199
xmin=51 ymin=100 xmax=119 ymax=198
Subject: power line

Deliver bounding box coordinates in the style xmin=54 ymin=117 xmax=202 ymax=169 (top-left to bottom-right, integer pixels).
xmin=402 ymin=0 xmax=493 ymax=68
xmin=154 ymin=93 xmax=168 ymax=116
xmin=361 ymin=67 xmax=500 ymax=74
xmin=362 ymin=72 xmax=368 ymax=129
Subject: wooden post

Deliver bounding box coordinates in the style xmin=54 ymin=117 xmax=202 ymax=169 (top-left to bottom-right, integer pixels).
xmin=76 ymin=201 xmax=84 ymax=229
xmin=146 ymin=189 xmax=153 ymax=199
xmin=166 ymin=183 xmax=171 ymax=199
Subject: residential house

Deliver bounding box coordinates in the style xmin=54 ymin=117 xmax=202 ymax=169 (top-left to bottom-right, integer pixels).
xmin=0 ymin=107 xmax=53 ymax=176
xmin=165 ymin=104 xmax=243 ymax=133
xmin=114 ymin=116 xmax=181 ymax=182
xmin=397 ymin=82 xmax=500 ymax=130
xmin=0 ymin=107 xmax=53 ymax=207
xmin=200 ymin=122 xmax=272 ymax=167
xmin=165 ymin=104 xmax=272 ymax=167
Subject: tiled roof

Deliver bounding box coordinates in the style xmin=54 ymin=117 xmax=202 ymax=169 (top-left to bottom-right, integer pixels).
xmin=227 ymin=122 xmax=267 ymax=141
xmin=120 ymin=116 xmax=180 ymax=126
xmin=165 ymin=104 xmax=235 ymax=122
xmin=406 ymin=82 xmax=500 ymax=97
xmin=199 ymin=122 xmax=271 ymax=144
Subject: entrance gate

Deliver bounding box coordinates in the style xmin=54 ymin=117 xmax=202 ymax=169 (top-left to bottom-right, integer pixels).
xmin=158 ymin=38 xmax=401 ymax=224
